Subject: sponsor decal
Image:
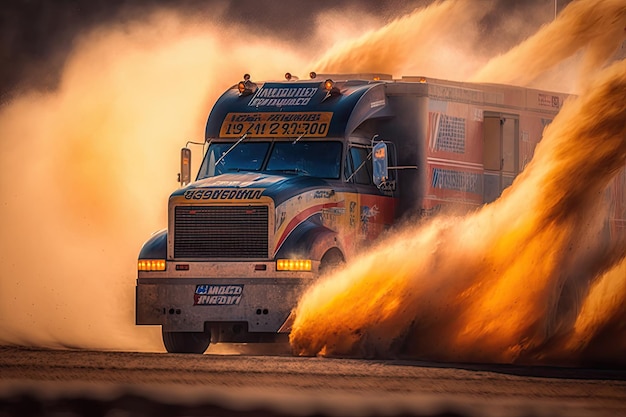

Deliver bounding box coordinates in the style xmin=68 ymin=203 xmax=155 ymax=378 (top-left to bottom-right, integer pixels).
xmin=349 ymin=201 xmax=357 ymax=226
xmin=538 ymin=93 xmax=560 ymax=108
xmin=361 ymin=205 xmax=379 ymax=220
xmin=314 ymin=190 xmax=334 ymax=199
xmin=360 ymin=205 xmax=379 ymax=234
xmin=248 ymin=87 xmax=318 ymax=107
xmin=368 ymin=87 xmax=386 ymax=109
xmin=209 ymin=180 xmax=244 ymax=186
xmin=184 ymin=188 xmax=263 ymax=200
xmin=431 ymin=168 xmax=482 ymax=194
xmin=220 ymin=112 xmax=332 ymax=138
xmin=194 ymin=285 xmax=243 ymax=305
xmin=322 ymin=207 xmax=345 ymax=216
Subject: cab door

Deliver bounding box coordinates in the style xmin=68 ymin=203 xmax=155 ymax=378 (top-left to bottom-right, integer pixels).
xmin=483 ymin=113 xmax=519 ymax=203
xmin=345 ymin=143 xmax=396 ymax=245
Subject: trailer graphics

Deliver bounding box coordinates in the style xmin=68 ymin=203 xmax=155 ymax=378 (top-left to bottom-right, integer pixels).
xmin=136 ymin=73 xmax=626 ymax=354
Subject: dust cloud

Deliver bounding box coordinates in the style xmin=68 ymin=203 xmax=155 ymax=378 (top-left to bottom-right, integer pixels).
xmin=0 ymin=9 xmax=305 ymax=351
xmin=311 ymin=0 xmax=555 ymax=82
xmin=471 ymin=0 xmax=626 ymax=91
xmin=312 ymin=1 xmax=485 ymax=80
xmin=291 ymin=59 xmax=626 ymax=365
xmin=290 ymin=0 xmax=626 ymax=366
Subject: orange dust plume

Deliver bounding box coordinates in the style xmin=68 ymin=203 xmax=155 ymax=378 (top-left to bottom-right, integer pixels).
xmin=0 ymin=8 xmax=305 ymax=352
xmin=311 ymin=1 xmax=482 ymax=80
xmin=310 ymin=0 xmax=561 ymax=81
xmin=289 ymin=59 xmax=626 ymax=365
xmin=471 ymin=0 xmax=626 ymax=90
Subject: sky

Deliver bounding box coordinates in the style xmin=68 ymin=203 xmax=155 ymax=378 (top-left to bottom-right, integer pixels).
xmin=0 ymin=0 xmax=571 ymax=98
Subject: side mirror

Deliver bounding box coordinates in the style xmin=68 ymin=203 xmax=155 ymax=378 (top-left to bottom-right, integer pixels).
xmin=180 ymin=147 xmax=191 ymax=186
xmin=372 ymin=141 xmax=388 ymax=187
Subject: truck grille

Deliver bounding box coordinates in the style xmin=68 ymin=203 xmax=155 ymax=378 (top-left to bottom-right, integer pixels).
xmin=174 ymin=206 xmax=269 ymax=259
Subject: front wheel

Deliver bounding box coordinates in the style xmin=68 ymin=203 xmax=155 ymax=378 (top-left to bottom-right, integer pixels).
xmin=162 ymin=329 xmax=211 ymax=354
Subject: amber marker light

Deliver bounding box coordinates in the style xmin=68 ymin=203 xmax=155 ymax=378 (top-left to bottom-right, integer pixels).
xmin=324 ymin=79 xmax=334 ymax=91
xmin=276 ymin=259 xmax=312 ymax=271
xmin=138 ymin=259 xmax=166 ymax=271
xmin=237 ymin=73 xmax=257 ymax=96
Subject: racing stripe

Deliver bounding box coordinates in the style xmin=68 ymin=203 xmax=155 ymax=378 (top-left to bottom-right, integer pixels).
xmin=274 ymin=201 xmax=344 ymax=254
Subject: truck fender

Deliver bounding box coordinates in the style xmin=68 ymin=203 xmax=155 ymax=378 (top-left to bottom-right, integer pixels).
xmin=275 ymin=219 xmax=344 ymax=266
xmin=138 ymin=229 xmax=167 ymax=259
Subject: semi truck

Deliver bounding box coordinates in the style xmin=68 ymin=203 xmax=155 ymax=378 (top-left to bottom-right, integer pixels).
xmin=136 ymin=72 xmax=626 ymax=353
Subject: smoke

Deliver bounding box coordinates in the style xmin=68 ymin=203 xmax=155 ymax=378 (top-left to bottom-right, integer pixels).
xmin=290 ymin=0 xmax=626 ymax=366
xmin=311 ymin=0 xmax=560 ymax=81
xmin=312 ymin=1 xmax=487 ymax=80
xmin=471 ymin=0 xmax=626 ymax=91
xmin=0 ymin=8 xmax=306 ymax=351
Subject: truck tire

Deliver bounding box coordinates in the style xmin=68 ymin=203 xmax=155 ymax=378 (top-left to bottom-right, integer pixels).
xmin=162 ymin=329 xmax=211 ymax=354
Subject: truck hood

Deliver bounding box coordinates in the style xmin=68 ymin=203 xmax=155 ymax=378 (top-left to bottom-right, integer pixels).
xmin=170 ymin=172 xmax=336 ymax=206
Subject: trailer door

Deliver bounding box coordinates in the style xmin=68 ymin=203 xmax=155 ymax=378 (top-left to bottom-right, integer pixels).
xmin=483 ymin=113 xmax=519 ymax=203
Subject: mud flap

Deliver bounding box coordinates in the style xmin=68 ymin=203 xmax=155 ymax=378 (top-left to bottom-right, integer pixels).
xmin=277 ymin=311 xmax=295 ymax=333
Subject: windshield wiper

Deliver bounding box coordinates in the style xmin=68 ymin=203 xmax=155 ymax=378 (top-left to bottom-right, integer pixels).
xmin=266 ymin=168 xmax=310 ymax=176
xmin=215 ymin=133 xmax=247 ymax=166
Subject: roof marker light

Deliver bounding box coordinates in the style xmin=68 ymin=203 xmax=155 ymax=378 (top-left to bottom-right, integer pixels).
xmin=309 ymin=71 xmax=317 ymax=79
xmin=237 ymin=74 xmax=257 ymax=96
xmin=322 ymin=79 xmax=341 ymax=99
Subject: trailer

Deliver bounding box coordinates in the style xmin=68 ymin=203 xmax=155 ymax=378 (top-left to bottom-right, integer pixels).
xmin=136 ymin=72 xmax=626 ymax=353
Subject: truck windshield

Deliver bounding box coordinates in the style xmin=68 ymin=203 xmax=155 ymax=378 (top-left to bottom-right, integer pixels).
xmin=266 ymin=142 xmax=342 ymax=178
xmin=197 ymin=142 xmax=270 ymax=178
xmin=197 ymin=141 xmax=342 ymax=180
